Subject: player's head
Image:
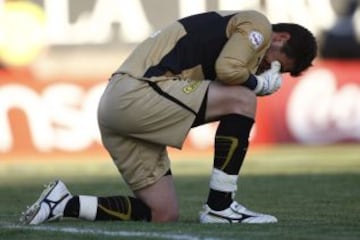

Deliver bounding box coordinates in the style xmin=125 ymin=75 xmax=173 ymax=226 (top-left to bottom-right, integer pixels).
xmin=259 ymin=23 xmax=317 ymax=76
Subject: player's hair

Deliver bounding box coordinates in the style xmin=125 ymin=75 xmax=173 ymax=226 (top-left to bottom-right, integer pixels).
xmin=272 ymin=23 xmax=317 ymax=77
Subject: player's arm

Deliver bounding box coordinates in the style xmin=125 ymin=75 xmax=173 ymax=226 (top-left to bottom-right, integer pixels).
xmin=215 ymin=31 xmax=262 ymax=84
xmin=215 ymin=11 xmax=271 ymax=84
xmin=215 ymin=11 xmax=282 ymax=96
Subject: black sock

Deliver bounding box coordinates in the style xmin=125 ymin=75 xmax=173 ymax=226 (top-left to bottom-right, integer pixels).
xmin=207 ymin=189 xmax=233 ymax=211
xmin=207 ymin=114 xmax=254 ymax=210
xmin=64 ymin=196 xmax=80 ymax=217
xmin=213 ymin=114 xmax=254 ymax=174
xmin=64 ymin=195 xmax=151 ymax=221
xmin=97 ymin=196 xmax=151 ymax=221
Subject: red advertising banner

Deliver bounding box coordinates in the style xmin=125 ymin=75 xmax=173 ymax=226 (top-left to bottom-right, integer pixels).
xmin=255 ymin=60 xmax=360 ymax=145
xmin=1 ymin=60 xmax=359 ymax=159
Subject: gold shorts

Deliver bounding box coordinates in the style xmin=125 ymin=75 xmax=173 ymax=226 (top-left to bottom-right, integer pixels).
xmin=98 ymin=73 xmax=210 ymax=190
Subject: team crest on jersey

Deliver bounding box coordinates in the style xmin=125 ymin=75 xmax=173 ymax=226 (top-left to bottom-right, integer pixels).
xmin=249 ymin=31 xmax=264 ymax=49
xmin=183 ymin=80 xmax=201 ymax=94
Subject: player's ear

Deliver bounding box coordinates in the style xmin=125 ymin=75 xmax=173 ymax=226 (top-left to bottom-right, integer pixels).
xmin=272 ymin=32 xmax=290 ymax=42
xmin=279 ymin=32 xmax=291 ymax=41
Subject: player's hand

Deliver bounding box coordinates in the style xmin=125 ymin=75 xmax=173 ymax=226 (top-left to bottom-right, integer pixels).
xmin=254 ymin=61 xmax=282 ymax=96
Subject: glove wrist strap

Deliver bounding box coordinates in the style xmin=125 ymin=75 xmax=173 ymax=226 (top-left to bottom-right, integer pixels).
xmin=241 ymin=74 xmax=258 ymax=90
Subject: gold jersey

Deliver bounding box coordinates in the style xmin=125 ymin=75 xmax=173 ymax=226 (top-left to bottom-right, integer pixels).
xmin=98 ymin=11 xmax=272 ymax=190
xmin=116 ymin=10 xmax=271 ymax=85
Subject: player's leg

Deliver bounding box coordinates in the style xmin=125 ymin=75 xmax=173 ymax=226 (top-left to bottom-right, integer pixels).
xmin=20 ymin=136 xmax=177 ymax=224
xmin=20 ymin=176 xmax=175 ymax=224
xmin=205 ymin=81 xmax=256 ymax=209
xmin=63 ymin=167 xmax=178 ymax=222
xmin=20 ymin=179 xmax=153 ymax=224
xmin=198 ymin=82 xmax=277 ymax=223
xmin=61 ymin=75 xmax=206 ymax=223
xmin=133 ymin=173 xmax=178 ymax=222
xmin=79 ymin=131 xmax=178 ymax=222
xmin=64 ymin=193 xmax=152 ymax=221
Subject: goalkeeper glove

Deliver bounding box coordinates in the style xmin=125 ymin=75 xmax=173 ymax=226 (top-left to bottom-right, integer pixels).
xmin=254 ymin=61 xmax=282 ymax=96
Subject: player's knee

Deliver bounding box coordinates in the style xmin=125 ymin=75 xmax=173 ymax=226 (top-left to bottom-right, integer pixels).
xmin=207 ymin=82 xmax=257 ymax=120
xmin=152 ymin=207 xmax=179 ymax=222
xmin=229 ymin=88 xmax=257 ymax=118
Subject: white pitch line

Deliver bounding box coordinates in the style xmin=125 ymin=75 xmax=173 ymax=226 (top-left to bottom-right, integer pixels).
xmin=1 ymin=223 xmax=222 ymax=240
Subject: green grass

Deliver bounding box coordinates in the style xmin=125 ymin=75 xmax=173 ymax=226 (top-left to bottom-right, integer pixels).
xmin=1 ymin=144 xmax=360 ymax=240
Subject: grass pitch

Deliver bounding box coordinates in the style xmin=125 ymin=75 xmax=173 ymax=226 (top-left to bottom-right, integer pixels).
xmin=0 ymin=144 xmax=360 ymax=240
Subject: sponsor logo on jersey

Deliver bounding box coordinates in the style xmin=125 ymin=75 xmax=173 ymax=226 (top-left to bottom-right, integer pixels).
xmin=150 ymin=30 xmax=161 ymax=38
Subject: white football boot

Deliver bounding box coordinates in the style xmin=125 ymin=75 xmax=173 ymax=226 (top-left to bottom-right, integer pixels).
xmin=199 ymin=201 xmax=278 ymax=224
xmin=20 ymin=180 xmax=72 ymax=225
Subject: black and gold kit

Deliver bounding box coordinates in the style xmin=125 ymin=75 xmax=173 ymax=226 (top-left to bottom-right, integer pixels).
xmin=98 ymin=11 xmax=272 ymax=191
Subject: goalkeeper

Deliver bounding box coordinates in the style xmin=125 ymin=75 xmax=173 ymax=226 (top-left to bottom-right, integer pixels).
xmin=22 ymin=10 xmax=317 ymax=224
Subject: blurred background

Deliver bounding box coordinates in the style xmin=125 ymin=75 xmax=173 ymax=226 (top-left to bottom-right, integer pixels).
xmin=0 ymin=0 xmax=359 ymax=160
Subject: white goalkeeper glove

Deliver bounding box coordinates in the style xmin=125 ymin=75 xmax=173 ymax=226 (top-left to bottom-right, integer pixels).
xmin=254 ymin=61 xmax=283 ymax=96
